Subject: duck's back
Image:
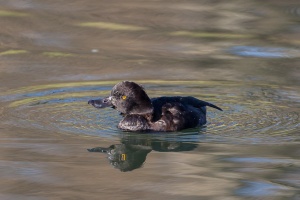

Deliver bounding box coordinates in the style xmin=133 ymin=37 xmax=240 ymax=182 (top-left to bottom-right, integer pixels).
xmin=151 ymin=96 xmax=221 ymax=131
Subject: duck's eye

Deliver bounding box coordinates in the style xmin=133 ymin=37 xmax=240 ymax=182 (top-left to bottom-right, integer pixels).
xmin=121 ymin=95 xmax=127 ymax=100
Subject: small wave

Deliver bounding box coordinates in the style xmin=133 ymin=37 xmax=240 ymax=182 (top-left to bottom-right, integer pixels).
xmin=1 ymin=80 xmax=299 ymax=144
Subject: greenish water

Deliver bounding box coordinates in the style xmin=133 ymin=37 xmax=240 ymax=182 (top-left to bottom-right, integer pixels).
xmin=0 ymin=0 xmax=299 ymax=199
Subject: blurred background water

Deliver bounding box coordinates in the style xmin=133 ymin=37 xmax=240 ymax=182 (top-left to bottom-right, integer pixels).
xmin=0 ymin=0 xmax=299 ymax=199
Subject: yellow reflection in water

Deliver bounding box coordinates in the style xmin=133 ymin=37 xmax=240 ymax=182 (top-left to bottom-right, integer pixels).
xmin=7 ymin=81 xmax=119 ymax=94
xmin=0 ymin=10 xmax=29 ymax=17
xmin=0 ymin=50 xmax=28 ymax=56
xmin=6 ymin=80 xmax=283 ymax=109
xmin=42 ymin=52 xmax=75 ymax=57
xmin=6 ymin=80 xmax=280 ymax=95
xmin=8 ymin=91 xmax=108 ymax=108
xmin=78 ymin=22 xmax=148 ymax=31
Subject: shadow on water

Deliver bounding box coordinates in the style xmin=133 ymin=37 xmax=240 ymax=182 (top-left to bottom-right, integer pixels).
xmin=88 ymin=132 xmax=199 ymax=172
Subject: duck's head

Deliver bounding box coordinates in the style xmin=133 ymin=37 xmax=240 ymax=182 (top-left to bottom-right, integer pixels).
xmin=88 ymin=81 xmax=153 ymax=115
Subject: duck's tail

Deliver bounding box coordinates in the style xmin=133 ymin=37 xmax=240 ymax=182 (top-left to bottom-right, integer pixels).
xmin=206 ymin=102 xmax=223 ymax=111
xmin=186 ymin=96 xmax=223 ymax=111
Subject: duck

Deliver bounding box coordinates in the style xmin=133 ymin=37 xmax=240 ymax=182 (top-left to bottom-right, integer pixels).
xmin=88 ymin=81 xmax=222 ymax=132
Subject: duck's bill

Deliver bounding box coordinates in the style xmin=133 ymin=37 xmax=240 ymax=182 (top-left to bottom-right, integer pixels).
xmin=88 ymin=96 xmax=112 ymax=108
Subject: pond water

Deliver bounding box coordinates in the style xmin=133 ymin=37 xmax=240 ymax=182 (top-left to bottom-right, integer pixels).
xmin=0 ymin=0 xmax=300 ymax=199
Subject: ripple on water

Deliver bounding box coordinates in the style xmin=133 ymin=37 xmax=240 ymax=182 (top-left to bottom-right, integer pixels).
xmin=1 ymin=80 xmax=299 ymax=144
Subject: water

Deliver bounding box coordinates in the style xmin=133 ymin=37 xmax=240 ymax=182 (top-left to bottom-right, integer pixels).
xmin=0 ymin=0 xmax=300 ymax=199
xmin=2 ymin=81 xmax=299 ymax=143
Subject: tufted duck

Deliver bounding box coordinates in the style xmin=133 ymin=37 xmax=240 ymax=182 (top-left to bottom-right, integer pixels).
xmin=88 ymin=81 xmax=222 ymax=131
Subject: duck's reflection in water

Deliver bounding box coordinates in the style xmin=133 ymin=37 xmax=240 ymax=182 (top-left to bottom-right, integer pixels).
xmin=88 ymin=133 xmax=198 ymax=172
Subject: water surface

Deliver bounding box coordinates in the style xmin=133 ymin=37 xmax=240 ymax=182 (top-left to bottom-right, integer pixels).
xmin=0 ymin=0 xmax=299 ymax=199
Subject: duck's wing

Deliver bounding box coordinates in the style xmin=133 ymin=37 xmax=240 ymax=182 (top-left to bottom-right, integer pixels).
xmin=186 ymin=97 xmax=223 ymax=111
xmin=151 ymin=96 xmax=222 ymax=111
